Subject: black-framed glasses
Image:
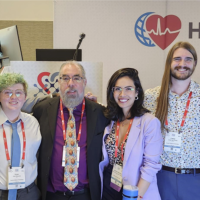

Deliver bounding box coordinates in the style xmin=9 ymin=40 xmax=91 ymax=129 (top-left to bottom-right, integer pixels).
xmin=60 ymin=75 xmax=84 ymax=83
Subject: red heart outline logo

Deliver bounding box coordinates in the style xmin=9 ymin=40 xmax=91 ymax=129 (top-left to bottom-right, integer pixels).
xmin=146 ymin=15 xmax=181 ymax=50
xmin=37 ymin=72 xmax=51 ymax=94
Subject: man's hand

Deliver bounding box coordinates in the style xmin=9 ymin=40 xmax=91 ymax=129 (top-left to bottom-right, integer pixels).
xmin=85 ymin=92 xmax=97 ymax=103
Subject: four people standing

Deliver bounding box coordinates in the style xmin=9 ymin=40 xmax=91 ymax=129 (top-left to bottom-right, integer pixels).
xmin=0 ymin=41 xmax=200 ymax=200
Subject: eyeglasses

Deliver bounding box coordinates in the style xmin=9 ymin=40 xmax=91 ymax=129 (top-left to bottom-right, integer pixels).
xmin=60 ymin=75 xmax=84 ymax=83
xmin=1 ymin=89 xmax=25 ymax=99
xmin=112 ymin=86 xmax=135 ymax=94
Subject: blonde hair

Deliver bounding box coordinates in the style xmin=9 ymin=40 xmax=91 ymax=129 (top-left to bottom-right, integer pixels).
xmin=0 ymin=73 xmax=28 ymax=95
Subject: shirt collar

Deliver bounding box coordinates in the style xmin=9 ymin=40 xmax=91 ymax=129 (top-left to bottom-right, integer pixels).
xmin=0 ymin=106 xmax=23 ymax=125
xmin=169 ymin=80 xmax=196 ymax=99
xmin=189 ymin=80 xmax=198 ymax=92
xmin=0 ymin=107 xmax=8 ymax=125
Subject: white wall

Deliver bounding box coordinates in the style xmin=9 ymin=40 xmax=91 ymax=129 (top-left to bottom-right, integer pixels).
xmin=54 ymin=1 xmax=200 ymax=104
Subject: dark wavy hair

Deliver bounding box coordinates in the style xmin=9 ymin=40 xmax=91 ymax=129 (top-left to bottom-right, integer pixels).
xmin=104 ymin=68 xmax=149 ymax=121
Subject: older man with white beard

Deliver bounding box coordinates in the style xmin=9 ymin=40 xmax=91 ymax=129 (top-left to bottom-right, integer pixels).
xmin=32 ymin=61 xmax=109 ymax=200
xmin=58 ymin=63 xmax=86 ymax=108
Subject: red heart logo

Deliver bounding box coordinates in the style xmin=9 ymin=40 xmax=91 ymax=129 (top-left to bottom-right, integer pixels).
xmin=146 ymin=15 xmax=181 ymax=50
xmin=37 ymin=72 xmax=51 ymax=94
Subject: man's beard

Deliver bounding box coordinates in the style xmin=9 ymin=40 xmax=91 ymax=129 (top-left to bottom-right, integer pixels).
xmin=170 ymin=66 xmax=195 ymax=80
xmin=60 ymin=87 xmax=84 ymax=108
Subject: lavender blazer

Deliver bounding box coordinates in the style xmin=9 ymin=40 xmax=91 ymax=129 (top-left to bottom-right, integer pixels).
xmin=99 ymin=113 xmax=163 ymax=200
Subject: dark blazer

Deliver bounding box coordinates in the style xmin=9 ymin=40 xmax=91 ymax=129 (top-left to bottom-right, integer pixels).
xmin=33 ymin=97 xmax=109 ymax=200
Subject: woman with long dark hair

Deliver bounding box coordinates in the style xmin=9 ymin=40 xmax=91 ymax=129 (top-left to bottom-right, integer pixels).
xmin=99 ymin=68 xmax=163 ymax=200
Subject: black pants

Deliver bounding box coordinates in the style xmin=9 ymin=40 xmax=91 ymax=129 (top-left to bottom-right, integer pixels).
xmin=0 ymin=182 xmax=41 ymax=200
xmin=102 ymin=164 xmax=123 ymax=200
xmin=46 ymin=189 xmax=91 ymax=200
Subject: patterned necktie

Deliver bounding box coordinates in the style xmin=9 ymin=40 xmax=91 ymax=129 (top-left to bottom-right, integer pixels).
xmin=8 ymin=121 xmax=21 ymax=200
xmin=64 ymin=108 xmax=78 ymax=191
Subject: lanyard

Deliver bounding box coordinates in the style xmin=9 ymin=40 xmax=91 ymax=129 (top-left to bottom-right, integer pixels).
xmin=115 ymin=119 xmax=133 ymax=161
xmin=165 ymin=91 xmax=192 ymax=129
xmin=2 ymin=120 xmax=26 ymax=166
xmin=60 ymin=98 xmax=85 ymax=142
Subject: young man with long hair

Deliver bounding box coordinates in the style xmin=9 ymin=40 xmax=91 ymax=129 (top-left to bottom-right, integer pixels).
xmin=144 ymin=41 xmax=200 ymax=200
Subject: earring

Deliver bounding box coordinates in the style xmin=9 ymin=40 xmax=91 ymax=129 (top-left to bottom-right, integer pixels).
xmin=135 ymin=96 xmax=138 ymax=100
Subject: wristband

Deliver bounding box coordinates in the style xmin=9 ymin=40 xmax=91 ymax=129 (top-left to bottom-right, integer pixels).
xmin=138 ymin=196 xmax=143 ymax=199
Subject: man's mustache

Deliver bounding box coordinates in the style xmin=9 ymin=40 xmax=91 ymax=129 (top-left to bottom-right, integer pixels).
xmin=175 ymin=66 xmax=191 ymax=70
xmin=64 ymin=88 xmax=78 ymax=95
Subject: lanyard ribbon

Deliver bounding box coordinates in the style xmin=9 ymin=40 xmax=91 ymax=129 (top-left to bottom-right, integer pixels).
xmin=2 ymin=120 xmax=26 ymax=165
xmin=115 ymin=119 xmax=133 ymax=161
xmin=60 ymin=98 xmax=85 ymax=142
xmin=165 ymin=91 xmax=192 ymax=128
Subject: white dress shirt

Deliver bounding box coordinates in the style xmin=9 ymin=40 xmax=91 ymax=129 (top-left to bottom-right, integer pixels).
xmin=0 ymin=107 xmax=41 ymax=190
xmin=144 ymin=80 xmax=200 ymax=168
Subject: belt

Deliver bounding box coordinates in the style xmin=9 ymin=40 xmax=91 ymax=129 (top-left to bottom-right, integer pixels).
xmin=0 ymin=182 xmax=35 ymax=196
xmin=56 ymin=188 xmax=89 ymax=196
xmin=162 ymin=166 xmax=200 ymax=174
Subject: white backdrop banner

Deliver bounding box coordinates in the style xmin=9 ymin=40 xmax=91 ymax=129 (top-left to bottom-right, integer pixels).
xmin=2 ymin=61 xmax=103 ymax=103
xmin=54 ymin=1 xmax=200 ymax=104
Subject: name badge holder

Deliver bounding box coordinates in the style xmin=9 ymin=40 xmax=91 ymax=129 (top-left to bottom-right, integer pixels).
xmin=60 ymin=99 xmax=85 ymax=167
xmin=77 ymin=146 xmax=80 ymax=168
xmin=8 ymin=167 xmax=25 ymax=189
xmin=62 ymin=146 xmax=66 ymax=167
xmin=2 ymin=121 xmax=26 ymax=189
xmin=164 ymin=92 xmax=192 ymax=153
xmin=110 ymin=119 xmax=133 ymax=191
xmin=164 ymin=131 xmax=182 ymax=152
xmin=111 ymin=162 xmax=123 ymax=191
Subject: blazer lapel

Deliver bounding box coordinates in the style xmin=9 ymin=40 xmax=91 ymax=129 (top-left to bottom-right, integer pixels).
xmin=85 ymin=98 xmax=97 ymax=150
xmin=123 ymin=116 xmax=141 ymax=163
xmin=47 ymin=97 xmax=60 ymax=141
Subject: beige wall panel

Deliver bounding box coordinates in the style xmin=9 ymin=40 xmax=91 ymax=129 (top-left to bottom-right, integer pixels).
xmin=0 ymin=1 xmax=53 ymax=21
xmin=0 ymin=21 xmax=53 ymax=61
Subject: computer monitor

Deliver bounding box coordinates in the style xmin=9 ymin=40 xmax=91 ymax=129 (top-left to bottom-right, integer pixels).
xmin=0 ymin=25 xmax=23 ymax=61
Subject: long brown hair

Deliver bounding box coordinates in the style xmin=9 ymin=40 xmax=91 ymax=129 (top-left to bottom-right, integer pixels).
xmin=155 ymin=41 xmax=197 ymax=129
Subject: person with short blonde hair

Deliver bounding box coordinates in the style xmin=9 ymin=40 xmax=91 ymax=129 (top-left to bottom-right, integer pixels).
xmin=0 ymin=73 xmax=41 ymax=200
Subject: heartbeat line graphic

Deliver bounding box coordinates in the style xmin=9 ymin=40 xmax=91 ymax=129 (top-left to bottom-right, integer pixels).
xmin=147 ymin=18 xmax=180 ymax=35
